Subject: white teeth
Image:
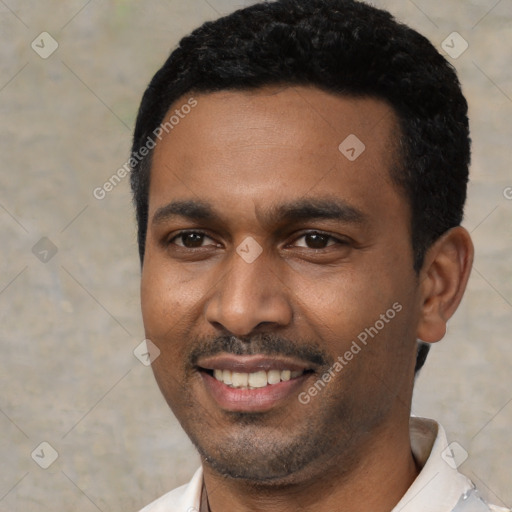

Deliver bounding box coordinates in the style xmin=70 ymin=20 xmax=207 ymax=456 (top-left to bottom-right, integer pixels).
xmin=248 ymin=371 xmax=267 ymax=388
xmin=222 ymin=369 xmax=232 ymax=385
xmin=231 ymin=372 xmax=248 ymax=387
xmin=211 ymin=368 xmax=305 ymax=388
xmin=267 ymin=369 xmax=281 ymax=384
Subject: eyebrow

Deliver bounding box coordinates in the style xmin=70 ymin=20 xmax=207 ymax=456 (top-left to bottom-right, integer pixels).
xmin=152 ymin=200 xmax=220 ymax=226
xmin=151 ymin=198 xmax=367 ymax=227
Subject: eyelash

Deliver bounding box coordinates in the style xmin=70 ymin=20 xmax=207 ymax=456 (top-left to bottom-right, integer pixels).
xmin=167 ymin=230 xmax=349 ymax=249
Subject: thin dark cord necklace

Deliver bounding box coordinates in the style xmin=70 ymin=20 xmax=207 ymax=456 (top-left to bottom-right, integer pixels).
xmin=200 ymin=481 xmax=211 ymax=512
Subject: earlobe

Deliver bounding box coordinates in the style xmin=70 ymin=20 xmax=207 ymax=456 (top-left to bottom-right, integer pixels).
xmin=416 ymin=226 xmax=474 ymax=343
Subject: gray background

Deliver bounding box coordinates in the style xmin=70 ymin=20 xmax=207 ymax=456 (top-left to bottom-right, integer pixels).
xmin=0 ymin=0 xmax=510 ymax=510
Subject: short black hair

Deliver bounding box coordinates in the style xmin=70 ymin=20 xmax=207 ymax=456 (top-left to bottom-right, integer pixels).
xmin=130 ymin=0 xmax=471 ymax=373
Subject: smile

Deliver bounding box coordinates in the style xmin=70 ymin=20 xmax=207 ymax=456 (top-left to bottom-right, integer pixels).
xmin=196 ymin=354 xmax=316 ymax=412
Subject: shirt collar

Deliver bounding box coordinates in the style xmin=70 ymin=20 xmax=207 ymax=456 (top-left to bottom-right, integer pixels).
xmin=392 ymin=417 xmax=474 ymax=512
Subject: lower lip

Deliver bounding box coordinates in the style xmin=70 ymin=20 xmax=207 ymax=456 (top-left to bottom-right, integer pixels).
xmin=200 ymin=371 xmax=310 ymax=412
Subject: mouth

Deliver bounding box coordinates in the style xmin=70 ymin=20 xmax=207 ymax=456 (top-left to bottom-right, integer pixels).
xmin=196 ymin=354 xmax=316 ymax=412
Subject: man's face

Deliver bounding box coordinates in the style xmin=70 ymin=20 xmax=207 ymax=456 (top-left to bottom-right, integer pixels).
xmin=141 ymin=86 xmax=422 ymax=483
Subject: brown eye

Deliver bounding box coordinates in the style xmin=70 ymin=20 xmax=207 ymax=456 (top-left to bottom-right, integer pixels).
xmin=295 ymin=232 xmax=337 ymax=249
xmin=171 ymin=231 xmax=215 ymax=248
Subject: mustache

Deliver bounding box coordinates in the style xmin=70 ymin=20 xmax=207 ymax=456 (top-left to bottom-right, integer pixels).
xmin=189 ymin=332 xmax=332 ymax=369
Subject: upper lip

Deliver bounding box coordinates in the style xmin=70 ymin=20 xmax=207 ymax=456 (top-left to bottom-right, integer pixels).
xmin=197 ymin=354 xmax=315 ymax=373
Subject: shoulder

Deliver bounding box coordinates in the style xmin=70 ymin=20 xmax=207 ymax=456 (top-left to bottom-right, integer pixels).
xmin=405 ymin=418 xmax=510 ymax=512
xmin=453 ymin=492 xmax=511 ymax=512
xmin=138 ymin=485 xmax=188 ymax=512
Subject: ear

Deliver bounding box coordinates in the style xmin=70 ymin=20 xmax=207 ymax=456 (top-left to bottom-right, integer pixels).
xmin=416 ymin=226 xmax=474 ymax=343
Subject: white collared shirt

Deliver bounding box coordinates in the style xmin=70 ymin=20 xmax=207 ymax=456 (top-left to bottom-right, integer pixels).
xmin=138 ymin=417 xmax=509 ymax=512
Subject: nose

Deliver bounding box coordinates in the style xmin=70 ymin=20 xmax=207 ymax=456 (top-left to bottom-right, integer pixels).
xmin=205 ymin=247 xmax=293 ymax=336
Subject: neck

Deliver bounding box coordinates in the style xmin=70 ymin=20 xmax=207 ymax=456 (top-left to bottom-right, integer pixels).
xmin=201 ymin=416 xmax=419 ymax=512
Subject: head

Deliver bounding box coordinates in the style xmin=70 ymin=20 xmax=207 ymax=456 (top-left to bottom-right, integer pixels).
xmin=131 ymin=0 xmax=473 ymax=486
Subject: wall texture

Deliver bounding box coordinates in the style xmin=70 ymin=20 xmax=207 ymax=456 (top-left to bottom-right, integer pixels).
xmin=0 ymin=0 xmax=510 ymax=510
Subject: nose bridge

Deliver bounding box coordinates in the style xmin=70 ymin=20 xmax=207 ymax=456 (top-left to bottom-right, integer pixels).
xmin=205 ymin=245 xmax=292 ymax=335
xmin=227 ymin=246 xmax=272 ymax=302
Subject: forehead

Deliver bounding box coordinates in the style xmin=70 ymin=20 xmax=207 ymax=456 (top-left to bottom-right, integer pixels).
xmin=148 ymin=86 xmax=405 ymax=228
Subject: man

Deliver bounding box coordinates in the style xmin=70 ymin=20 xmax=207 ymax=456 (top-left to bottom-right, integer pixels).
xmin=130 ymin=1 xmax=509 ymax=511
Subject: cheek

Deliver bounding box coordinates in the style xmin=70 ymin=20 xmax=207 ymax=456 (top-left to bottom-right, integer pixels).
xmin=140 ymin=271 xmax=169 ymax=339
xmin=140 ymin=252 xmax=204 ymax=338
xmin=287 ymin=263 xmax=385 ymax=334
xmin=287 ymin=257 xmax=413 ymax=363
xmin=140 ymin=258 xmax=202 ymax=405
